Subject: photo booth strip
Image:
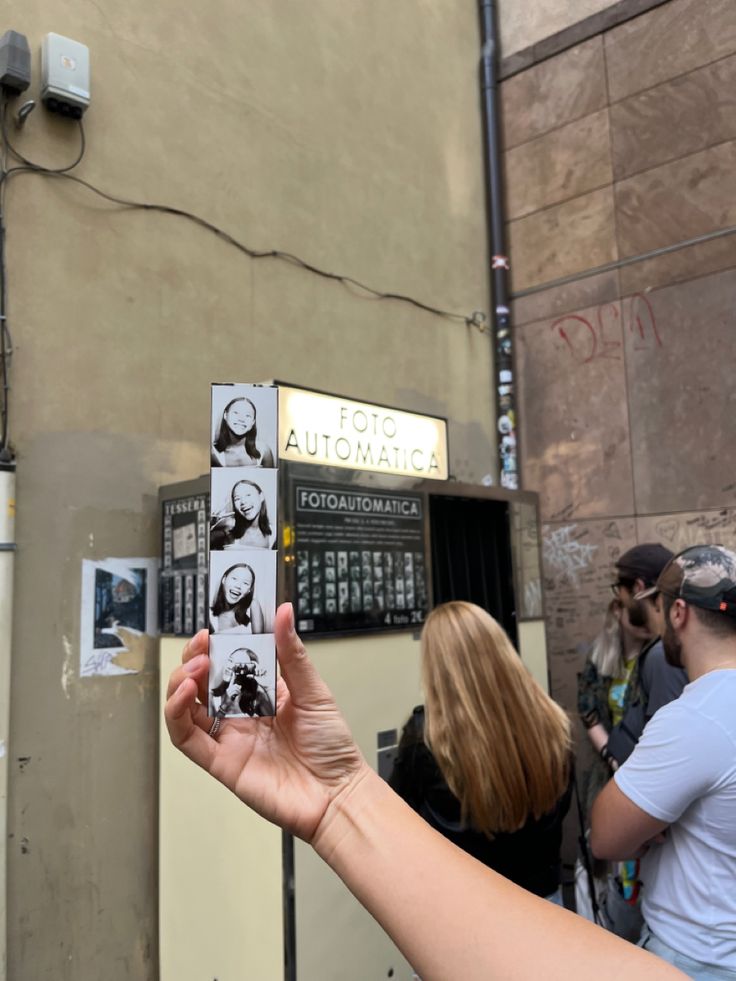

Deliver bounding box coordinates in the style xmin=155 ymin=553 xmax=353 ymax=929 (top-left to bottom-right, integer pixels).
xmin=208 ymin=383 xmax=279 ymax=717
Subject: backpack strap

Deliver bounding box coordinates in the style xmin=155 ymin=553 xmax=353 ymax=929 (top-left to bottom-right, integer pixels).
xmin=573 ymin=768 xmax=602 ymax=926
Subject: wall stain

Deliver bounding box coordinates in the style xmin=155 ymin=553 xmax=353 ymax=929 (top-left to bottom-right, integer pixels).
xmin=61 ymin=635 xmax=74 ymax=699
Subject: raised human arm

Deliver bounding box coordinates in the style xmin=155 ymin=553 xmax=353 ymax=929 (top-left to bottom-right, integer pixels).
xmin=585 ymin=721 xmax=609 ymax=754
xmin=315 ymin=762 xmax=686 ymax=980
xmin=165 ymin=605 xmax=684 ymax=981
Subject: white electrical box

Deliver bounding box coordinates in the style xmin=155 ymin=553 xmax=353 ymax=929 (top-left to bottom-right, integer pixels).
xmin=41 ymin=33 xmax=90 ymax=118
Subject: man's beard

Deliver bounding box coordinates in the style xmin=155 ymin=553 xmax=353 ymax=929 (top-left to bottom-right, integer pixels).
xmin=627 ymin=598 xmax=648 ymax=629
xmin=662 ymin=619 xmax=684 ymax=668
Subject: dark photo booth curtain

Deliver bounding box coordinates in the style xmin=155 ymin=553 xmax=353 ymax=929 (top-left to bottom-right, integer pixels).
xmin=429 ymin=495 xmax=517 ymax=646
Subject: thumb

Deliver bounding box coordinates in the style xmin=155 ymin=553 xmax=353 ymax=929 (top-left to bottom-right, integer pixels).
xmin=274 ymin=603 xmax=333 ymax=706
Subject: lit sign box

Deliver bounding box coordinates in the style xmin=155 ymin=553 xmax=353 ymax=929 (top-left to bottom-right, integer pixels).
xmin=278 ymin=386 xmax=448 ymax=480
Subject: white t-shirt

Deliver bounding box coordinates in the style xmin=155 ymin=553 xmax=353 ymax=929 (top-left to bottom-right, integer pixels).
xmin=615 ymin=669 xmax=736 ymax=969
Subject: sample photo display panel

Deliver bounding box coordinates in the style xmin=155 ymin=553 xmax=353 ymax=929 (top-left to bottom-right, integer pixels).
xmin=292 ymin=481 xmax=429 ymax=635
xmin=160 ymin=492 xmax=209 ymax=636
xmin=208 ymin=383 xmax=279 ymax=717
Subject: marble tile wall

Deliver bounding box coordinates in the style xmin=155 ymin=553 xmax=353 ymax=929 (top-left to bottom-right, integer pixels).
xmin=625 ymin=267 xmax=736 ymax=514
xmin=516 ymin=298 xmax=634 ymax=522
xmin=502 ymin=0 xmax=736 ymax=709
xmin=501 ymin=36 xmax=607 ymax=149
xmin=609 ymin=54 xmax=736 ymax=181
xmin=604 ymin=0 xmax=736 ymax=102
xmin=615 ymin=141 xmax=736 ymax=258
xmin=505 ymin=109 xmax=612 ymax=220
xmin=508 ymin=188 xmax=617 ymax=292
xmin=541 ymin=517 xmax=637 ymax=707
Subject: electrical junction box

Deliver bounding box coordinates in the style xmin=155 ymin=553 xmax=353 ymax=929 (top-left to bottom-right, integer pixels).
xmin=0 ymin=30 xmax=31 ymax=94
xmin=41 ymin=33 xmax=90 ymax=118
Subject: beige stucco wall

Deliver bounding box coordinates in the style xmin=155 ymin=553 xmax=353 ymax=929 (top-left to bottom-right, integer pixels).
xmin=500 ymin=0 xmax=617 ymax=56
xmin=5 ymin=2 xmax=494 ymax=978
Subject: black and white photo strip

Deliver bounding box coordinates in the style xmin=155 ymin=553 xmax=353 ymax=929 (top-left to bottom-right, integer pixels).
xmin=209 ymin=550 xmax=277 ymax=634
xmin=208 ymin=634 xmax=277 ymax=719
xmin=209 ymin=383 xmax=279 ymax=718
xmin=210 ymin=468 xmax=278 ymax=551
xmin=210 ymin=384 xmax=278 ymax=469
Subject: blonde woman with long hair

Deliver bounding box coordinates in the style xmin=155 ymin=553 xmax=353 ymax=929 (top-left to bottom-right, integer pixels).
xmin=577 ymin=597 xmax=651 ymax=940
xmin=577 ymin=598 xmax=651 ymax=811
xmin=389 ymin=601 xmax=573 ymax=903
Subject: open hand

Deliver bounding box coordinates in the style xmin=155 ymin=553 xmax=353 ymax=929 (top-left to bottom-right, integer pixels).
xmin=164 ymin=603 xmax=368 ymax=842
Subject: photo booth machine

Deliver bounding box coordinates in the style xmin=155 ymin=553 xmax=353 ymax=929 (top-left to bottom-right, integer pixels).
xmin=158 ymin=384 xmax=548 ymax=981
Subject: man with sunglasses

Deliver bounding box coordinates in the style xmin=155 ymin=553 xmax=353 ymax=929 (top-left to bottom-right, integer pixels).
xmin=591 ymin=545 xmax=736 ymax=977
xmin=578 ymin=543 xmax=685 ymax=939
xmin=604 ymin=543 xmax=687 ymax=766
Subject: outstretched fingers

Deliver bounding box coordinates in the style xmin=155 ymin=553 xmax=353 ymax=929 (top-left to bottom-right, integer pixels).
xmin=182 ymin=628 xmax=210 ymax=664
xmin=165 ymin=675 xmax=217 ymax=771
xmin=165 ymin=630 xmax=215 ymax=752
xmin=167 ymin=629 xmax=211 ymax=710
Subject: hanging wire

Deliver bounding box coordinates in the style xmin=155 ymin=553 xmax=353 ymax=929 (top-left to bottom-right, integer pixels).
xmin=0 ymin=97 xmax=489 ymax=449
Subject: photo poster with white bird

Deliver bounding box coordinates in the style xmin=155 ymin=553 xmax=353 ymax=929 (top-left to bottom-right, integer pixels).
xmin=208 ymin=383 xmax=279 ymax=718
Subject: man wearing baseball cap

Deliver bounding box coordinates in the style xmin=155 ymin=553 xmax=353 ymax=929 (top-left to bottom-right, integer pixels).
xmin=605 ymin=543 xmax=687 ymax=764
xmin=591 ymin=545 xmax=736 ymax=976
xmin=578 ymin=542 xmax=685 ymax=940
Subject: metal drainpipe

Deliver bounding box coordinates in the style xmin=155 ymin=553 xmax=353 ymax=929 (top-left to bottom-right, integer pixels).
xmin=0 ymin=459 xmax=15 ymax=981
xmin=479 ymin=0 xmax=518 ymax=490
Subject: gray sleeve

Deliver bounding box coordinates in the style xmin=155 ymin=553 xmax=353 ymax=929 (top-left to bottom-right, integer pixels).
xmin=640 ymin=640 xmax=688 ymax=720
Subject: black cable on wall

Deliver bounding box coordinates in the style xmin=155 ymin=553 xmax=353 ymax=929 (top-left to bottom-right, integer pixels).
xmin=0 ymin=100 xmax=488 ymax=456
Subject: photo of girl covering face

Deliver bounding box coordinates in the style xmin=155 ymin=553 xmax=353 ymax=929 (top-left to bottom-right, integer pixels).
xmin=211 ymin=384 xmax=278 ymax=469
xmin=210 ymin=468 xmax=278 ymax=551
xmin=209 ymin=550 xmax=277 ymax=634
xmin=208 ymin=634 xmax=276 ymax=718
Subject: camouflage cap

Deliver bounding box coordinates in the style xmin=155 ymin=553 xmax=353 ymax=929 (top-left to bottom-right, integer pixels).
xmin=636 ymin=544 xmax=736 ymax=617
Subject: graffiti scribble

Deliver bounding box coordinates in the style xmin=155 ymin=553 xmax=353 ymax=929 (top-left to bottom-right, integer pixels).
xmin=543 ymin=525 xmax=598 ymax=585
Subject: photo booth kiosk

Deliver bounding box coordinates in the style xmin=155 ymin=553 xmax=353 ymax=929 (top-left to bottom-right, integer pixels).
xmin=158 ymin=385 xmax=548 ymax=981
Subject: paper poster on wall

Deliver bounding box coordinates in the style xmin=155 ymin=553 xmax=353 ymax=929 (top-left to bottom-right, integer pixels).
xmin=291 ymin=482 xmax=429 ymax=635
xmin=80 ymin=557 xmax=159 ymax=677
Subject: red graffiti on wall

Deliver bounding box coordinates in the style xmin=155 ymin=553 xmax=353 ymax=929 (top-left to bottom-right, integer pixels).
xmin=550 ymin=294 xmax=662 ymax=365
xmin=627 ymin=292 xmax=662 ymax=351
